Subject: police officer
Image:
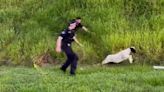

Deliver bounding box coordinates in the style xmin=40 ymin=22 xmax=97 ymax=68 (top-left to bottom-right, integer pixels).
xmin=56 ymin=21 xmax=82 ymax=75
xmin=69 ymin=17 xmax=88 ymax=32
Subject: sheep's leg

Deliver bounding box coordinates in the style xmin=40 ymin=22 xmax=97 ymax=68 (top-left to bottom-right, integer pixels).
xmin=102 ymin=55 xmax=111 ymax=65
xmin=128 ymin=55 xmax=133 ymax=64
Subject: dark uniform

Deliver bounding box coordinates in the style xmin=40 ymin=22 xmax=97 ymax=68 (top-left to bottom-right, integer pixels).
xmin=74 ymin=23 xmax=83 ymax=32
xmin=60 ymin=29 xmax=78 ymax=75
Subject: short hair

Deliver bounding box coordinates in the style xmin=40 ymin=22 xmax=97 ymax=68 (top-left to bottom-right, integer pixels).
xmin=69 ymin=19 xmax=76 ymax=24
xmin=76 ymin=17 xmax=81 ymax=19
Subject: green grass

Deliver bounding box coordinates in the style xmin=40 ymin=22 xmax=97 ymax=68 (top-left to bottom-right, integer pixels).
xmin=0 ymin=65 xmax=164 ymax=92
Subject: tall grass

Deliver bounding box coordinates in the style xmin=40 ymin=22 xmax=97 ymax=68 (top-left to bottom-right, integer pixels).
xmin=0 ymin=0 xmax=164 ymax=65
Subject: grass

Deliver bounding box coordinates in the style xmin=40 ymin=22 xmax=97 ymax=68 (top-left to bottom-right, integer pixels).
xmin=0 ymin=64 xmax=164 ymax=92
xmin=0 ymin=0 xmax=164 ymax=65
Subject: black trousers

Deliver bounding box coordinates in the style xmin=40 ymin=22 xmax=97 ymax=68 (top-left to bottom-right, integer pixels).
xmin=61 ymin=43 xmax=78 ymax=74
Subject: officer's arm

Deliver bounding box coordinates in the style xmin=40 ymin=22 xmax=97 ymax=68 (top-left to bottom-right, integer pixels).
xmin=73 ymin=36 xmax=83 ymax=47
xmin=82 ymin=26 xmax=89 ymax=32
xmin=56 ymin=36 xmax=62 ymax=53
xmin=79 ymin=23 xmax=88 ymax=32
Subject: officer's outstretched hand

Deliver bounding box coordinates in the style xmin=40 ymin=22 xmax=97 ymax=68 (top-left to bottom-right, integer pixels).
xmin=56 ymin=47 xmax=61 ymax=53
xmin=79 ymin=43 xmax=84 ymax=47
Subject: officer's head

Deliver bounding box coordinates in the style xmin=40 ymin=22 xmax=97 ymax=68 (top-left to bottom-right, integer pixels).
xmin=69 ymin=19 xmax=76 ymax=24
xmin=76 ymin=17 xmax=81 ymax=23
xmin=69 ymin=21 xmax=76 ymax=30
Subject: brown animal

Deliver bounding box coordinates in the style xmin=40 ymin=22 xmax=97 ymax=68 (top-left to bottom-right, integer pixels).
xmin=33 ymin=50 xmax=56 ymax=67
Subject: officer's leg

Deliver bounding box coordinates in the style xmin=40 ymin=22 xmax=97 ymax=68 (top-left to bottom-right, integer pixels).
xmin=70 ymin=53 xmax=79 ymax=75
xmin=61 ymin=45 xmax=74 ymax=71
